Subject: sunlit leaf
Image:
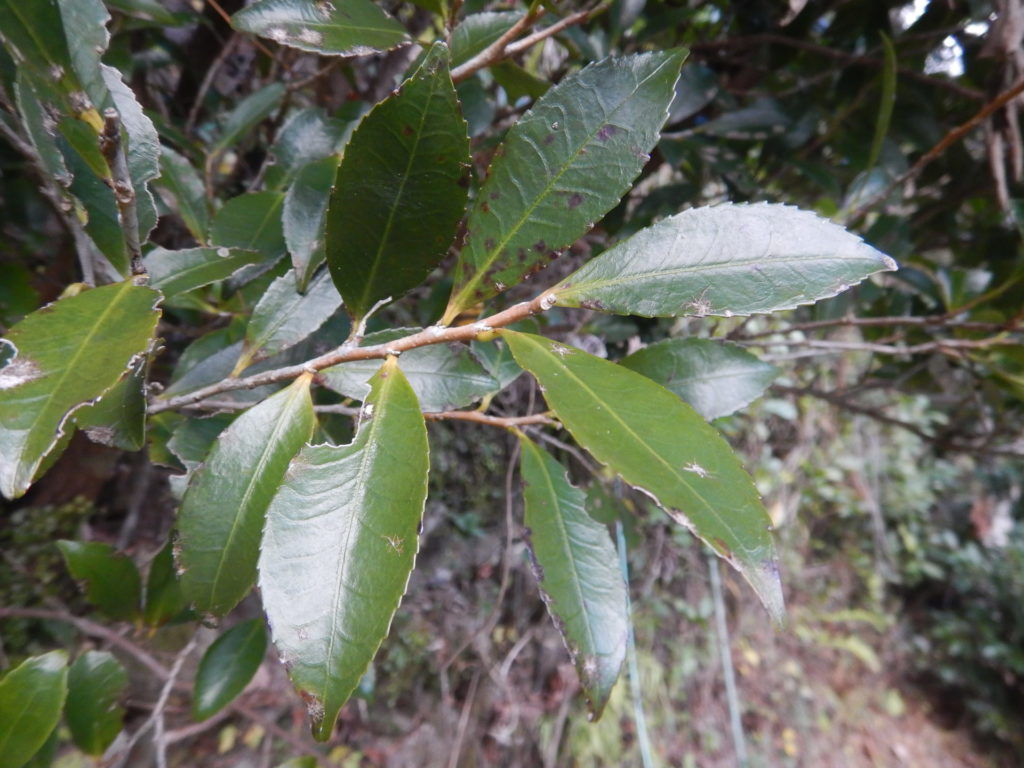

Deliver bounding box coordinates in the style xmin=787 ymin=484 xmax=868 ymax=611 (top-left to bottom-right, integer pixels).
xmin=553 ymin=203 xmax=897 ymax=317
xmin=232 ymin=0 xmax=409 ymax=56
xmin=444 ymin=49 xmax=686 ymax=322
xmin=146 ymin=247 xmax=264 ymax=297
xmin=260 ymin=357 xmax=428 ymax=740
xmin=0 ymin=281 xmax=161 ymax=499
xmin=283 ymin=155 xmax=338 ymax=292
xmin=504 ymin=331 xmax=784 ymax=622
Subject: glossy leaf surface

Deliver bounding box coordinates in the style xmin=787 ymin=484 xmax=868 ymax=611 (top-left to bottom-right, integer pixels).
xmin=0 ymin=651 xmax=68 ymax=768
xmin=621 ymin=339 xmax=777 ymax=421
xmin=66 ymin=651 xmax=128 ymax=756
xmin=146 ymin=247 xmax=263 ymax=297
xmin=444 ymin=49 xmax=686 ymax=321
xmin=326 ymin=43 xmax=468 ymax=319
xmin=321 ymin=329 xmax=496 ymax=412
xmin=232 ymin=0 xmax=408 ymax=56
xmin=284 ymin=155 xmax=338 ymax=291
xmin=449 ymin=11 xmax=521 ymax=66
xmin=0 ymin=282 xmax=161 ymax=499
xmin=504 ymin=331 xmax=784 ymax=622
xmin=241 ymin=269 xmax=342 ymax=369
xmin=178 ymin=375 xmax=315 ymax=616
xmin=553 ymin=203 xmax=897 ymax=317
xmin=518 ymin=435 xmax=627 ymax=718
xmin=260 ymin=358 xmax=428 ymax=740
xmin=193 ymin=619 xmax=267 ymax=721
xmin=57 ymin=541 xmax=142 ymax=621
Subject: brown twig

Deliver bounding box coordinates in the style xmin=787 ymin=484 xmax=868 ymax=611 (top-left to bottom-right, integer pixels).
xmin=100 ymin=108 xmax=144 ymax=275
xmin=847 ymin=75 xmax=1024 ymax=225
xmin=0 ymin=607 xmax=171 ymax=680
xmin=314 ymin=403 xmax=556 ymax=429
xmin=450 ymin=7 xmax=544 ymax=84
xmin=149 ymin=291 xmax=557 ymax=414
xmin=731 ymin=314 xmax=1018 ymax=340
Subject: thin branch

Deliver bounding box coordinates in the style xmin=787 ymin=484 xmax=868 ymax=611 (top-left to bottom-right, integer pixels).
xmin=731 ymin=314 xmax=1018 ymax=340
xmin=848 ymin=75 xmax=1024 ymax=225
xmin=772 ymin=384 xmax=1024 ymax=457
xmin=100 ymin=109 xmax=144 ymax=275
xmin=149 ymin=291 xmax=557 ymax=414
xmin=739 ymin=334 xmax=1017 ymax=357
xmin=504 ymin=5 xmax=605 ymax=58
xmin=314 ymin=403 xmax=557 ymax=429
xmin=0 ymin=607 xmax=171 ymax=681
xmin=450 ymin=7 xmax=546 ymax=84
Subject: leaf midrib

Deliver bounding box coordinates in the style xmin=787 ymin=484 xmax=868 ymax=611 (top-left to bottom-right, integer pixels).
xmin=519 ymin=334 xmax=752 ymax=558
xmin=562 ymin=249 xmax=885 ymax=295
xmin=205 ymin=381 xmax=309 ymax=611
xmin=527 ymin=441 xmax=600 ymax=666
xmin=355 ymin=63 xmax=445 ymax=316
xmin=451 ymin=53 xmax=679 ymax=311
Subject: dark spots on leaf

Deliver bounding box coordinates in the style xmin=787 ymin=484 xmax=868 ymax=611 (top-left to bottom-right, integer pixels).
xmin=516 ymin=250 xmax=527 ymax=264
xmin=532 ymin=240 xmax=547 ymax=253
xmin=712 ymin=538 xmax=732 ymax=559
xmin=544 ymin=133 xmax=555 ymax=145
xmin=402 ymin=125 xmax=414 ymax=136
xmin=489 ymin=191 xmax=500 ymax=200
xmin=596 ymin=124 xmax=620 ymax=141
xmin=568 ymin=193 xmax=584 ymax=209
xmin=457 ymin=173 xmax=470 ymax=188
xmin=578 ymin=298 xmax=606 ymax=311
xmin=481 ymin=201 xmax=490 ymax=213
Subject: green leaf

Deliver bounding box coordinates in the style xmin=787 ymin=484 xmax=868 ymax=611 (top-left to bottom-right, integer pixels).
xmin=209 ymin=191 xmax=287 ymax=261
xmin=553 ymin=203 xmax=898 ymax=318
xmin=518 ymin=435 xmax=627 ymax=719
xmin=177 ymin=375 xmax=315 ymax=616
xmin=274 ymin=758 xmax=318 ymax=768
xmin=157 ymin=147 xmax=209 ymax=243
xmin=470 ymin=337 xmax=524 ymax=390
xmin=143 ymin=540 xmax=189 ymax=627
xmin=620 ymin=339 xmax=777 ymax=421
xmin=0 ymin=651 xmax=68 ymax=768
xmin=75 ymin=353 xmax=148 ymax=451
xmin=231 ymin=0 xmax=409 ymax=56
xmin=106 ymin=0 xmax=188 ymax=26
xmin=321 ymin=329 xmax=496 ymax=412
xmin=239 ymin=269 xmax=342 ymax=371
xmin=0 ymin=281 xmax=161 ymax=499
xmin=503 ymin=331 xmax=784 ymax=623
xmin=867 ymin=32 xmax=897 ymax=170
xmin=62 ymin=142 xmax=129 ymax=275
xmin=211 ymin=82 xmax=287 ymax=160
xmin=450 ymin=11 xmax=522 ymax=66
xmin=443 ymin=49 xmax=687 ymax=322
xmin=57 ymin=540 xmax=143 ymax=621
xmin=283 ymin=155 xmax=338 ymax=292
xmin=65 ymin=651 xmax=128 ymax=756
xmin=192 ymin=619 xmax=267 ymax=721
xmin=259 ymin=357 xmax=429 ymax=740
xmin=325 ymin=43 xmax=469 ymax=319
xmin=264 ymin=107 xmax=351 ymax=190
xmin=146 ymin=247 xmax=264 ymax=297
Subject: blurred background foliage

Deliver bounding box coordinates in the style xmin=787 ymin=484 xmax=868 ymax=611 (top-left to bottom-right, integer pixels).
xmin=1 ymin=0 xmax=1022 ymax=765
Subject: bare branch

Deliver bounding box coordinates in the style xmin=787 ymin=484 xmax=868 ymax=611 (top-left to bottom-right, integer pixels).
xmin=148 ymin=291 xmax=557 ymax=414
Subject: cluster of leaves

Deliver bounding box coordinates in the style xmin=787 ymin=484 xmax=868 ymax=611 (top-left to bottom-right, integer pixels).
xmin=12 ymin=0 xmax=1024 ymax=763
